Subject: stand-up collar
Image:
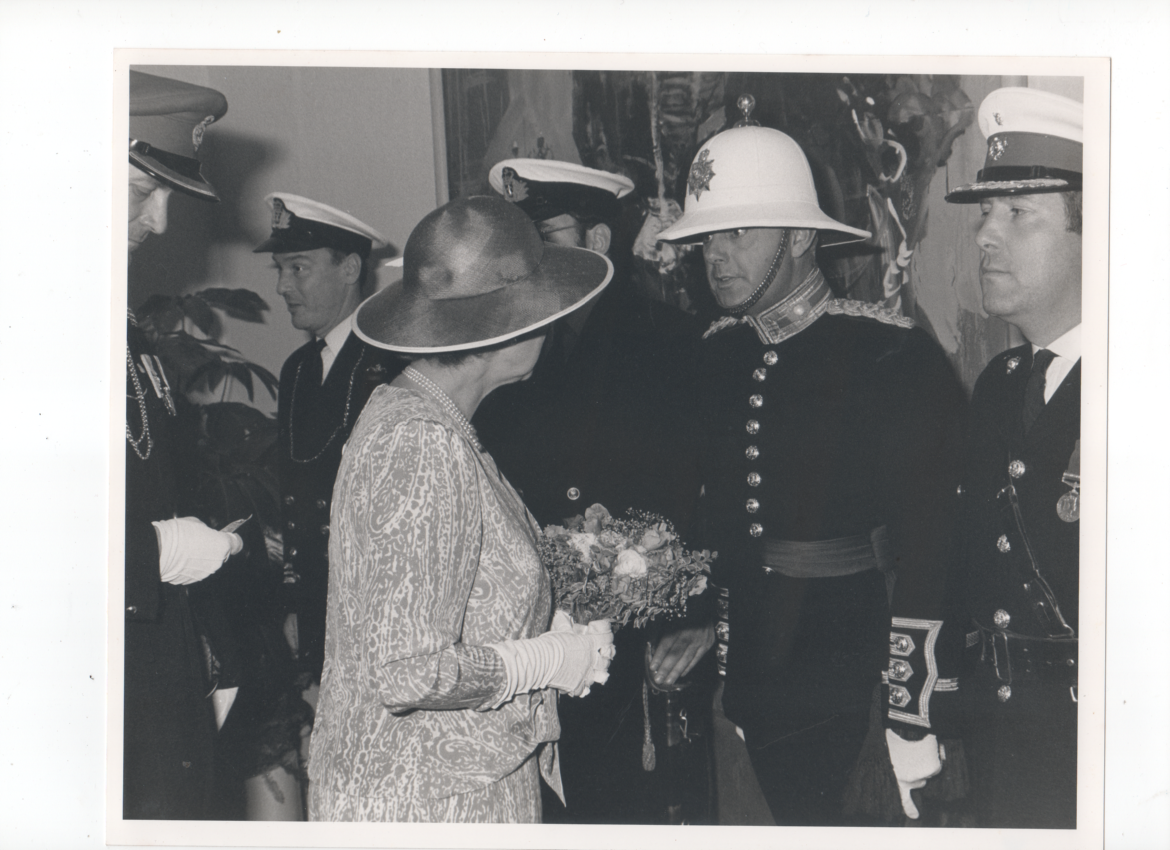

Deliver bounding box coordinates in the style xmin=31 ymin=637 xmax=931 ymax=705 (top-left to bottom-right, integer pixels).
xmin=703 ymin=267 xmax=832 ymax=345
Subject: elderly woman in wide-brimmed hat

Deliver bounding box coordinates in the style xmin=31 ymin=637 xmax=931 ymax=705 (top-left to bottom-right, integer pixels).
xmin=306 ymin=196 xmax=616 ymax=823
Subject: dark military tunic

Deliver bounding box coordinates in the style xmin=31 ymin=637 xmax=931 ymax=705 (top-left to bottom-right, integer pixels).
xmin=698 ymin=270 xmax=966 ymax=825
xmin=124 ymin=316 xmax=219 ymax=819
xmin=277 ymin=328 xmax=404 ymax=680
xmin=473 ymin=276 xmax=705 ymax=824
xmin=960 ymin=344 xmax=1080 ymax=829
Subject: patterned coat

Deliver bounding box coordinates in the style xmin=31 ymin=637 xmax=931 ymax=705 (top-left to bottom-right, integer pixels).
xmin=277 ymin=331 xmax=404 ymax=680
xmin=307 ymin=386 xmax=559 ymax=823
xmin=472 ymin=278 xmax=705 ymax=823
xmin=959 ymin=344 xmax=1080 ymax=828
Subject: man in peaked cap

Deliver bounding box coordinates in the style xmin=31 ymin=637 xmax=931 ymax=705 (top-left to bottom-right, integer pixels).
xmin=256 ymin=194 xmax=405 ymax=690
xmin=945 ymin=87 xmax=1084 ymax=829
xmin=124 ymin=70 xmax=243 ymax=819
xmin=657 ymin=99 xmax=968 ymax=826
xmin=473 ymin=159 xmax=708 ymax=824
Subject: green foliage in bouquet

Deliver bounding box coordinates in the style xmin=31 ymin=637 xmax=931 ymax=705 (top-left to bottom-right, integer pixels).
xmin=135 ymin=288 xmax=281 ymax=531
xmin=540 ymin=503 xmax=714 ymax=630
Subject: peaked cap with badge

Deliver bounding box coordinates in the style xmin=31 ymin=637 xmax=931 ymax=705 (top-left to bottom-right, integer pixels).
xmin=946 ymin=87 xmax=1083 ymax=203
xmin=948 ymin=85 xmax=1085 ymax=830
xmin=253 ymin=193 xmax=388 ymax=259
xmin=489 ymin=158 xmax=634 ymax=225
xmin=129 ymin=70 xmax=228 ymax=202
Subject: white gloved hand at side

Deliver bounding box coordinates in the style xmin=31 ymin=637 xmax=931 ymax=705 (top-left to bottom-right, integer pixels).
xmin=153 ymin=516 xmax=243 ymax=585
xmin=885 ymin=729 xmax=943 ymax=819
xmin=490 ymin=612 xmax=615 ymax=704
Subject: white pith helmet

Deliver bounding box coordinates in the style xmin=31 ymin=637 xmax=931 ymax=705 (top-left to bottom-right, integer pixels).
xmin=657 ymin=124 xmax=871 ymax=245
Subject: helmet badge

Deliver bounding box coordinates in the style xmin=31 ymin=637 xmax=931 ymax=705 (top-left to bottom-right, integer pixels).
xmin=688 ymin=149 xmax=716 ymax=201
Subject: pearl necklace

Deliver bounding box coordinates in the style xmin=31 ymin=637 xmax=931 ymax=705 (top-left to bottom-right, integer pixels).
xmin=403 ymin=366 xmax=482 ymax=452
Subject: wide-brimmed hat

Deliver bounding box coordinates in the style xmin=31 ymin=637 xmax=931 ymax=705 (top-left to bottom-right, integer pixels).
xmin=252 ymin=193 xmax=387 ymax=257
xmin=129 ymin=70 xmax=228 ymax=202
xmin=946 ymin=87 xmax=1082 ymax=203
xmin=355 ymin=195 xmax=613 ymax=353
xmin=489 ymin=158 xmax=635 ymax=224
xmin=657 ymin=125 xmax=870 ymax=244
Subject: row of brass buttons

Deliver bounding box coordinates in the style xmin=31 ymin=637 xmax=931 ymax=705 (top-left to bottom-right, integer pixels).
xmin=744 ymin=350 xmax=774 ymax=538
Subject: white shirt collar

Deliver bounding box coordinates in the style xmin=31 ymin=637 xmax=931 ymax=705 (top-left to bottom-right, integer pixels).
xmin=321 ymin=310 xmax=356 ymax=355
xmin=1033 ymin=323 xmax=1080 ymax=402
xmin=1034 ymin=323 xmax=1080 ymax=363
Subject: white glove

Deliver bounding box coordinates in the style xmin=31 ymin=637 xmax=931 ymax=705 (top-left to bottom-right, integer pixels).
xmin=153 ymin=516 xmax=243 ymax=585
xmin=490 ymin=611 xmax=615 ymax=704
xmin=885 ymin=728 xmax=943 ymax=819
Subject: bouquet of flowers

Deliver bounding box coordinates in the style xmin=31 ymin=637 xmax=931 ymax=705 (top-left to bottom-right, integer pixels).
xmin=539 ymin=503 xmax=714 ymax=630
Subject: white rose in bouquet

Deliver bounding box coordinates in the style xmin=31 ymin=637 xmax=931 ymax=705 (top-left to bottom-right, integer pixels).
xmin=614 ymin=548 xmax=648 ymax=578
xmin=568 ymin=532 xmax=598 ymax=559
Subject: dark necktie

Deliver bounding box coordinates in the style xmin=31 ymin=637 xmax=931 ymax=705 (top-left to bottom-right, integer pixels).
xmin=303 ymin=337 xmax=326 ymax=387
xmin=1022 ymin=348 xmax=1056 ymax=434
xmin=294 ymin=338 xmax=328 ymax=445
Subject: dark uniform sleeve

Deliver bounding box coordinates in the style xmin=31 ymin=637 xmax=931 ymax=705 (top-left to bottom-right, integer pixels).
xmin=873 ymin=327 xmax=967 ymax=737
xmin=125 ymin=321 xmax=179 ymax=623
xmin=125 ymin=507 xmax=163 ymax=621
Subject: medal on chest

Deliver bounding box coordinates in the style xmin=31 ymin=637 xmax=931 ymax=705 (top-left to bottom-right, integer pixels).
xmin=1056 ymin=439 xmax=1081 ymax=523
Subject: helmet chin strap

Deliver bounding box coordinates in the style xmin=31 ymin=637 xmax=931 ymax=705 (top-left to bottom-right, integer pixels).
xmin=724 ymin=230 xmax=790 ymax=316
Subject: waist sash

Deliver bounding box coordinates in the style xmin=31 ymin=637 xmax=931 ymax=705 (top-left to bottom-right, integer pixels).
xmin=762 ymin=525 xmax=893 ymax=580
xmin=762 ymin=526 xmax=895 ymax=607
xmin=715 ymin=527 xmax=895 ymax=679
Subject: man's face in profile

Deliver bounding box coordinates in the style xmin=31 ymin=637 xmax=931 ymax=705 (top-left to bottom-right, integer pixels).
xmin=128 ymin=168 xmax=172 ymax=253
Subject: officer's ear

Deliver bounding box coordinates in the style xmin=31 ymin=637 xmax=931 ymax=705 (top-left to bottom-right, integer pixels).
xmin=585 ymin=223 xmax=611 ymax=255
xmin=340 ymin=252 xmax=362 ymax=286
xmin=790 ymin=228 xmax=817 ymax=258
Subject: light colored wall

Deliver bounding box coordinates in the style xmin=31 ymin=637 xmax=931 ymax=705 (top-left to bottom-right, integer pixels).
xmin=129 ymin=65 xmax=438 ymax=414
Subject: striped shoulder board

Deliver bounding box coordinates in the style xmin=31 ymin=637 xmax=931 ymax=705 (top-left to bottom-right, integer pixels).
xmin=825 ymin=298 xmax=915 ymax=329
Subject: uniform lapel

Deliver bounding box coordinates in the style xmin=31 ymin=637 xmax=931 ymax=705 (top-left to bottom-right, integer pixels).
xmin=997 ymin=345 xmax=1033 ymax=452
xmin=1025 ymin=359 xmax=1081 ymax=446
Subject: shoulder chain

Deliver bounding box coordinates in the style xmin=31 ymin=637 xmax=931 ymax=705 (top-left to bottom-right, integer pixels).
xmin=287 ymin=348 xmax=365 ymax=464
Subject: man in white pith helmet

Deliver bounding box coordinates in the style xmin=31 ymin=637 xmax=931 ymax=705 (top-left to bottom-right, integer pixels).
xmin=657 ymin=97 xmax=967 ymax=826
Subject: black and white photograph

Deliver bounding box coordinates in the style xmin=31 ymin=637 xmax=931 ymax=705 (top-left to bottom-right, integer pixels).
xmin=2 ymin=4 xmax=1167 ymax=850
xmin=112 ymin=52 xmax=1109 ymax=845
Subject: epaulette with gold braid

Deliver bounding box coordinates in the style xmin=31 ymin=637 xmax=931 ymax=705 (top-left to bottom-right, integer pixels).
xmin=825 ymin=298 xmax=915 ymax=329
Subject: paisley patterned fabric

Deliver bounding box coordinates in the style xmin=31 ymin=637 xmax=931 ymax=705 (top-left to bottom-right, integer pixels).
xmin=307 ymin=385 xmax=560 ymax=822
